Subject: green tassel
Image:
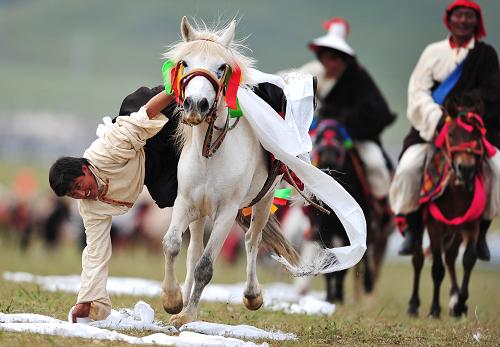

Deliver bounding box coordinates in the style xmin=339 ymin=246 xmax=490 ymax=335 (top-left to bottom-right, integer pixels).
xmin=162 ymin=60 xmax=174 ymax=95
xmin=274 ymin=188 xmax=292 ymax=199
xmin=229 ymin=98 xmax=243 ymax=118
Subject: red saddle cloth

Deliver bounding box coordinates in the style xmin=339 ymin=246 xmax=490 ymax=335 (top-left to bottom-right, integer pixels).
xmin=419 ymin=149 xmax=450 ymax=205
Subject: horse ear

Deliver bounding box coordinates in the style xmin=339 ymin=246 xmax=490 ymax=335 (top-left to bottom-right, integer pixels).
xmin=181 ymin=16 xmax=196 ymax=42
xmin=219 ymin=20 xmax=236 ymax=47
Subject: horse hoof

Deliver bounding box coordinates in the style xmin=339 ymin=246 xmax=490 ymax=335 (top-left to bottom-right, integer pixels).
xmin=161 ymin=287 xmax=183 ymax=314
xmin=407 ymin=307 xmax=418 ymax=317
xmin=243 ymin=291 xmax=263 ymax=311
xmin=428 ymin=310 xmax=441 ymax=319
xmin=170 ymin=311 xmax=195 ymax=329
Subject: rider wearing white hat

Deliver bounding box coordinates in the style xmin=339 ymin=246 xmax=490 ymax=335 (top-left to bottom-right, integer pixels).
xmin=300 ymin=17 xmax=395 ymax=208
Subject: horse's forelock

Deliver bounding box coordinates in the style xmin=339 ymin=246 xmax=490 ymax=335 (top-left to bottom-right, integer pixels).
xmin=163 ymin=20 xmax=255 ymax=84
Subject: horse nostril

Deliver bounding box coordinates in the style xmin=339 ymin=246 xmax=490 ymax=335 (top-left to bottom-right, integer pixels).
xmin=198 ymin=98 xmax=210 ymax=113
xmin=183 ymin=97 xmax=193 ymax=112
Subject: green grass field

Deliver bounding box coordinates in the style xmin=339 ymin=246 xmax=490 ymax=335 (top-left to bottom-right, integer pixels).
xmin=0 ymin=233 xmax=499 ymax=347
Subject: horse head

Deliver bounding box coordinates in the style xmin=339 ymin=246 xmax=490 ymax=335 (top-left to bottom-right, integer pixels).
xmin=312 ymin=119 xmax=352 ymax=172
xmin=439 ymin=96 xmax=489 ymax=185
xmin=165 ymin=17 xmax=253 ymax=126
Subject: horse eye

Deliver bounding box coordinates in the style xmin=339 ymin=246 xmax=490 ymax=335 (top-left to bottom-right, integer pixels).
xmin=216 ymin=64 xmax=227 ymax=78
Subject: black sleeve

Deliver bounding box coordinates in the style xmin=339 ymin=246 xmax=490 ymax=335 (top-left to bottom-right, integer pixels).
xmin=327 ymin=68 xmax=396 ymax=140
xmin=252 ymin=82 xmax=287 ymax=115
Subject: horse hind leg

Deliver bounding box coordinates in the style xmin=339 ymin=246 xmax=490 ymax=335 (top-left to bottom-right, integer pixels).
xmin=242 ymin=195 xmax=274 ymax=310
xmin=170 ymin=206 xmax=239 ymax=328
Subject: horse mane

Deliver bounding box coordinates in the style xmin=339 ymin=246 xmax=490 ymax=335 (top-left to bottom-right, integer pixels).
xmin=164 ymin=19 xmax=257 ymax=151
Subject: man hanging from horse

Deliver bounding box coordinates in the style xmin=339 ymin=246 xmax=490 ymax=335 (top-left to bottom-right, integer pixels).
xmin=389 ymin=0 xmax=500 ymax=259
xmin=48 ymin=62 xmax=320 ymax=323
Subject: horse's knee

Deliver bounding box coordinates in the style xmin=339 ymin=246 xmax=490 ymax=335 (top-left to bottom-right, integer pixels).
xmin=463 ymin=244 xmax=477 ymax=269
xmin=432 ymin=260 xmax=445 ymax=282
xmin=163 ymin=228 xmax=182 ymax=257
xmin=194 ymin=255 xmax=213 ymax=287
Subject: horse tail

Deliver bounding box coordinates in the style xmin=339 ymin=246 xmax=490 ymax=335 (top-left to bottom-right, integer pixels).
xmin=236 ymin=211 xmax=300 ymax=266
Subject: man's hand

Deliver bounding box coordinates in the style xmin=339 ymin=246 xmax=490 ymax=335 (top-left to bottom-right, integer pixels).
xmin=145 ymin=92 xmax=175 ymax=119
xmin=71 ymin=302 xmax=91 ymax=323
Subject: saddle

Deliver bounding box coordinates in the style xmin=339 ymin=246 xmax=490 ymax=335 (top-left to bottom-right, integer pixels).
xmin=419 ymin=148 xmax=450 ymax=205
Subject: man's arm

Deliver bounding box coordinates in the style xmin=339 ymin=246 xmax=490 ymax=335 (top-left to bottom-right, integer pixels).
xmin=73 ymin=201 xmax=116 ymax=322
xmin=145 ymin=92 xmax=175 ymax=119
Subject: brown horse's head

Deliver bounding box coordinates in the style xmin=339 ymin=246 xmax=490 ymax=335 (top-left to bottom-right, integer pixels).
xmin=440 ymin=95 xmax=486 ymax=184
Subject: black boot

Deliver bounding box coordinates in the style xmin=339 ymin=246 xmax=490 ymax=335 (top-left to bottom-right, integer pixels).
xmin=397 ymin=211 xmax=422 ymax=256
xmin=477 ymin=220 xmax=491 ymax=261
xmin=398 ymin=229 xmax=417 ymax=255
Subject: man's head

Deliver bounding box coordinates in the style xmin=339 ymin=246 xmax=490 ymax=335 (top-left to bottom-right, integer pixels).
xmin=444 ymin=0 xmax=486 ymax=42
xmin=49 ymin=157 xmax=98 ymax=200
xmin=309 ymin=17 xmax=355 ymax=78
xmin=315 ymin=47 xmax=351 ymax=79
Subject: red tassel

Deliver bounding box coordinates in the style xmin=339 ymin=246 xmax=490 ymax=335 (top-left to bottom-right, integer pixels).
xmin=435 ymin=121 xmax=450 ymax=148
xmin=225 ymin=64 xmax=241 ymax=110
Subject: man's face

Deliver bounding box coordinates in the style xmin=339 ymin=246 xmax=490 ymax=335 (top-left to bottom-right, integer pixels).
xmin=67 ymin=165 xmax=98 ymax=200
xmin=318 ymin=51 xmax=346 ymax=79
xmin=448 ymin=7 xmax=478 ymax=42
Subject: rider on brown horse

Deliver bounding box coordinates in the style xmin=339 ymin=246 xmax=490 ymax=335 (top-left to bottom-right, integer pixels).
xmin=390 ymin=0 xmax=500 ymax=260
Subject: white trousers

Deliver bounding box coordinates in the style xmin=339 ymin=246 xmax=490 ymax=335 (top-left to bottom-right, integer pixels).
xmin=389 ymin=143 xmax=500 ymax=219
xmin=354 ymin=140 xmax=391 ymax=199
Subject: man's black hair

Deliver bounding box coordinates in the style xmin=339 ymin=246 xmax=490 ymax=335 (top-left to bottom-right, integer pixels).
xmin=49 ymin=157 xmax=89 ymax=197
xmin=315 ymin=46 xmax=354 ymax=65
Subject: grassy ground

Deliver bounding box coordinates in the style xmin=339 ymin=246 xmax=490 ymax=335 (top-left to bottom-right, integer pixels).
xmin=0 ymin=234 xmax=499 ymax=347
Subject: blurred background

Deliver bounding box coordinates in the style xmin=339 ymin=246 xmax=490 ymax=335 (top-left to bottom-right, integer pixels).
xmin=1 ymin=0 xmax=499 ymax=261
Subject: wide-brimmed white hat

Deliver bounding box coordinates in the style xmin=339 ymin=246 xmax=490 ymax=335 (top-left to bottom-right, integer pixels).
xmin=309 ymin=17 xmax=355 ymax=57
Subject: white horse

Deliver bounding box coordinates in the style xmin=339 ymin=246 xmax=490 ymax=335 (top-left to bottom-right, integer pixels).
xmin=161 ymin=17 xmax=366 ymax=328
xmin=160 ymin=17 xmax=300 ymax=328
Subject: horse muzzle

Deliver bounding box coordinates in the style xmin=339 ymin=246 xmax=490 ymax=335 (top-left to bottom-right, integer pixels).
xmin=182 ymin=96 xmax=213 ymax=125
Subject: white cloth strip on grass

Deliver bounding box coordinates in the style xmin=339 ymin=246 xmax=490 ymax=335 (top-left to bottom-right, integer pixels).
xmin=181 ymin=321 xmax=297 ymax=341
xmin=2 ymin=301 xmax=296 ymax=346
xmin=3 ymin=272 xmax=335 ymax=316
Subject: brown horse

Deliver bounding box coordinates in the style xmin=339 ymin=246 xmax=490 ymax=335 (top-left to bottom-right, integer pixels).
xmin=309 ymin=119 xmax=393 ymax=303
xmin=408 ymin=98 xmax=495 ymax=318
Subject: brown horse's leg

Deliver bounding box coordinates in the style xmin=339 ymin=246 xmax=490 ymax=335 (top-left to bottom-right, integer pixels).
xmin=445 ymin=232 xmax=461 ymax=316
xmin=428 ymin=223 xmax=445 ymax=318
xmin=452 ymin=225 xmax=479 ymax=317
xmin=408 ymin=227 xmax=424 ymax=317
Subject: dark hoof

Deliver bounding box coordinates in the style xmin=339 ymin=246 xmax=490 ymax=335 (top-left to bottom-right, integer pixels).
xmin=450 ymin=303 xmax=468 ymax=317
xmin=428 ymin=308 xmax=441 ymax=319
xmin=407 ymin=306 xmax=418 ymax=317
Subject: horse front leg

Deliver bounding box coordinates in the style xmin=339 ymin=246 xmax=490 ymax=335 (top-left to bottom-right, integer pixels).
xmin=161 ymin=197 xmax=199 ymax=314
xmin=445 ymin=233 xmax=462 ymax=316
xmin=428 ymin=223 xmax=445 ymax=319
xmin=453 ymin=226 xmax=479 ymax=317
xmin=242 ymin=196 xmax=273 ymax=310
xmin=408 ymin=227 xmax=424 ymax=317
xmin=183 ymin=218 xmax=206 ymax=306
xmin=170 ymin=206 xmax=239 ymax=328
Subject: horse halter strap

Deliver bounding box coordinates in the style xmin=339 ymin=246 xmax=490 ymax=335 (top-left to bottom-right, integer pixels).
xmin=172 ymin=61 xmax=240 ymax=158
xmin=435 ymin=113 xmax=493 ymax=163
